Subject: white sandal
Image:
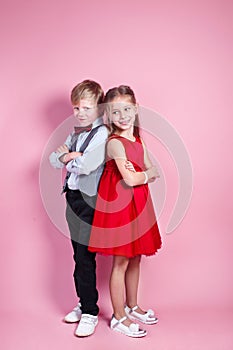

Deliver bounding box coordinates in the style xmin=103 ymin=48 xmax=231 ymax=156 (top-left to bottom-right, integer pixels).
xmin=110 ymin=315 xmax=147 ymax=338
xmin=125 ymin=305 xmax=158 ymax=325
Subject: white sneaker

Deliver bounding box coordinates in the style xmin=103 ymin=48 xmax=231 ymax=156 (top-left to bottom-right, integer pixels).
xmin=75 ymin=314 xmax=98 ymax=337
xmin=63 ymin=303 xmax=82 ymax=323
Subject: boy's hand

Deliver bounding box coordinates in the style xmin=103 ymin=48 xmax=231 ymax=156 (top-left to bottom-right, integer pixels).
xmin=68 ymin=152 xmax=83 ymax=160
xmin=57 ymin=144 xmax=69 ymax=154
xmin=60 ymin=152 xmax=82 ymax=164
xmin=125 ymin=160 xmax=136 ymax=172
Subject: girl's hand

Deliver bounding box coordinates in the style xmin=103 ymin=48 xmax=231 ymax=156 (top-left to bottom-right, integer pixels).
xmin=146 ymin=166 xmax=160 ymax=180
xmin=152 ymin=165 xmax=160 ymax=179
xmin=125 ymin=160 xmax=136 ymax=172
xmin=148 ymin=176 xmax=156 ymax=183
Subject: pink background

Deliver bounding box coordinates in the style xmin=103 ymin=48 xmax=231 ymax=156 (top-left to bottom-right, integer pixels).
xmin=1 ymin=0 xmax=233 ymax=349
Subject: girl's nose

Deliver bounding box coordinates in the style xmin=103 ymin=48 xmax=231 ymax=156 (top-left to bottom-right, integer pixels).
xmin=120 ymin=110 xmax=127 ymax=118
xmin=121 ymin=114 xmax=128 ymax=120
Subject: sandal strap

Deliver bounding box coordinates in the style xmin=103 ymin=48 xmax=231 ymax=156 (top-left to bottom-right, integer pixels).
xmin=130 ymin=305 xmax=139 ymax=312
xmin=111 ymin=315 xmax=127 ymax=329
xmin=129 ymin=305 xmax=155 ymax=317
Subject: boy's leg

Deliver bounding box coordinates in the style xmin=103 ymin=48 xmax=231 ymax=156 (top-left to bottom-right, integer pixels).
xmin=70 ymin=239 xmax=80 ymax=297
xmin=72 ymin=241 xmax=99 ymax=315
xmin=66 ymin=189 xmax=99 ymax=316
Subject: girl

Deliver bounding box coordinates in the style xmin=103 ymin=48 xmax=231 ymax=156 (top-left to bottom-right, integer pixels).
xmin=89 ymin=85 xmax=162 ymax=337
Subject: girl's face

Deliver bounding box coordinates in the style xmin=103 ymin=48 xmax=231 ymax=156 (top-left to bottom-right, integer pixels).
xmin=108 ymin=96 xmax=137 ymax=131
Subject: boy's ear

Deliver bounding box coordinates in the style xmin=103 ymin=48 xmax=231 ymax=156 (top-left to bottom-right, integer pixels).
xmin=98 ymin=103 xmax=105 ymax=116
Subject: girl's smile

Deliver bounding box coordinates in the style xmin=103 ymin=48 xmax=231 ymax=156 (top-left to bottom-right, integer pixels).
xmin=109 ymin=96 xmax=137 ymax=131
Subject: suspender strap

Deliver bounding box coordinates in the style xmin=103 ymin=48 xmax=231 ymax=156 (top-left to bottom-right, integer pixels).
xmin=61 ymin=125 xmax=102 ymax=194
xmin=79 ymin=125 xmax=101 ymax=153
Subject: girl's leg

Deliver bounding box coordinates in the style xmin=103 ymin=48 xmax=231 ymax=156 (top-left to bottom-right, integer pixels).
xmin=110 ymin=255 xmax=132 ymax=326
xmin=125 ymin=255 xmax=146 ymax=315
xmin=125 ymin=255 xmax=141 ymax=308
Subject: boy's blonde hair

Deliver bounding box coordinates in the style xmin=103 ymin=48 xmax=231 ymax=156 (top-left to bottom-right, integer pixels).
xmin=71 ymin=80 xmax=104 ymax=105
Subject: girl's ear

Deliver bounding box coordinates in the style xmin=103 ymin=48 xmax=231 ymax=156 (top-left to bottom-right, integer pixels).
xmin=134 ymin=103 xmax=139 ymax=114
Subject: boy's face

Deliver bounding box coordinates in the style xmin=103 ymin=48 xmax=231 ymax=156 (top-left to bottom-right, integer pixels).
xmin=73 ymin=98 xmax=99 ymax=126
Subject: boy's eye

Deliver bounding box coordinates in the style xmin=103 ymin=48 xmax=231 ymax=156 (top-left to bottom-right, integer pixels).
xmin=74 ymin=107 xmax=92 ymax=112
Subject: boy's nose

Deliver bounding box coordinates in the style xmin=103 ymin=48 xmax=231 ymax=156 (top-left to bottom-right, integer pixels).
xmin=78 ymin=108 xmax=85 ymax=116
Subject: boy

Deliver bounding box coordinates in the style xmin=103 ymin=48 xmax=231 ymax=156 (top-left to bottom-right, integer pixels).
xmin=49 ymin=80 xmax=108 ymax=337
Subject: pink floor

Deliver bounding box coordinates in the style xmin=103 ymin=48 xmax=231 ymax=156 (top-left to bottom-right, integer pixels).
xmin=2 ymin=305 xmax=233 ymax=350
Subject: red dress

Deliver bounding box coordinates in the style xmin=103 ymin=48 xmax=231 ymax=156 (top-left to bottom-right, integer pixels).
xmin=88 ymin=135 xmax=162 ymax=258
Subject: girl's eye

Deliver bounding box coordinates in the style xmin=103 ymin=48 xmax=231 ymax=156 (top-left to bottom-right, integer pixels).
xmin=112 ymin=111 xmax=119 ymax=115
xmin=125 ymin=107 xmax=131 ymax=112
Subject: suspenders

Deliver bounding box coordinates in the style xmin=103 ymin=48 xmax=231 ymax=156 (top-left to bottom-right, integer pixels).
xmin=62 ymin=125 xmax=101 ymax=194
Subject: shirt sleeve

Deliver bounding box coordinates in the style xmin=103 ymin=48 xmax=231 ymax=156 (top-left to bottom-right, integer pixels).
xmin=49 ymin=133 xmax=73 ymax=169
xmin=65 ymin=126 xmax=108 ymax=175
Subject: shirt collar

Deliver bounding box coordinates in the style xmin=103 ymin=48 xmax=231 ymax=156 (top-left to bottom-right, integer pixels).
xmin=92 ymin=116 xmax=104 ymax=128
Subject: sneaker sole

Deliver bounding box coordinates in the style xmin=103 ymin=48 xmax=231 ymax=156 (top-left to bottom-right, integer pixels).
xmin=75 ymin=332 xmax=95 ymax=337
xmin=63 ymin=318 xmax=81 ymax=323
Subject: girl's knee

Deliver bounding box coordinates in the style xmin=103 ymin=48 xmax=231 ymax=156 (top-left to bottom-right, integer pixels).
xmin=129 ymin=255 xmax=141 ymax=266
xmin=113 ymin=256 xmax=129 ymax=271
